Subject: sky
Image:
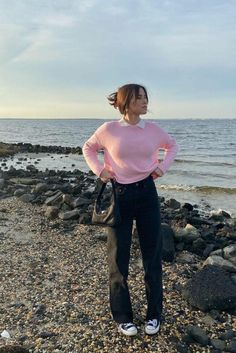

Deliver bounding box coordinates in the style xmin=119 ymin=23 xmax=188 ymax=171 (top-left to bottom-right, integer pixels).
xmin=0 ymin=0 xmax=236 ymax=119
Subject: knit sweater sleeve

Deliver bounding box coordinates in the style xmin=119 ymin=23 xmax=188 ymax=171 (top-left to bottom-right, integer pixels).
xmin=156 ymin=126 xmax=179 ymax=174
xmin=82 ymin=127 xmax=105 ymax=177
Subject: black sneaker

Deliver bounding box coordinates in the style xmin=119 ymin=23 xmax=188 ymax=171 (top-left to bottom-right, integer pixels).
xmin=118 ymin=322 xmax=138 ymax=336
xmin=144 ymin=319 xmax=160 ymax=335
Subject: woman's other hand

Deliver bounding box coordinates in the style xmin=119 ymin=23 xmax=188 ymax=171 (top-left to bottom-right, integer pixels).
xmin=100 ymin=169 xmax=115 ymax=183
xmin=151 ymin=167 xmax=164 ymax=180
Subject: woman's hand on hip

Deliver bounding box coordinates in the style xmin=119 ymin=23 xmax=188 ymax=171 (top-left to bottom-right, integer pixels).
xmin=151 ymin=167 xmax=164 ymax=180
xmin=100 ymin=169 xmax=115 ymax=183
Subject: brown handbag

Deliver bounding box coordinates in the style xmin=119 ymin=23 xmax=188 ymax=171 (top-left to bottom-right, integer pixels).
xmin=92 ymin=179 xmax=121 ymax=227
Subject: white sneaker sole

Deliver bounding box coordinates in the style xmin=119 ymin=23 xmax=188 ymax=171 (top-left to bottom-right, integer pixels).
xmin=145 ymin=322 xmax=160 ymax=335
xmin=118 ymin=326 xmax=138 ymax=336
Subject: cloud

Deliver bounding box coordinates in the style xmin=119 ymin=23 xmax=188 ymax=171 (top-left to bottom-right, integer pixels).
xmin=38 ymin=14 xmax=76 ymax=28
xmin=0 ymin=0 xmax=235 ymax=117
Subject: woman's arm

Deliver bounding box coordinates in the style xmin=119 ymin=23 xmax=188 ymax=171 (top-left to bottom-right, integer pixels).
xmin=82 ymin=133 xmax=105 ymax=177
xmin=82 ymin=130 xmax=114 ymax=182
xmin=156 ymin=128 xmax=179 ymax=174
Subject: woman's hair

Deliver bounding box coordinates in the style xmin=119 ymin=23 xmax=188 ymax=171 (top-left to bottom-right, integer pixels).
xmin=108 ymin=83 xmax=148 ymax=114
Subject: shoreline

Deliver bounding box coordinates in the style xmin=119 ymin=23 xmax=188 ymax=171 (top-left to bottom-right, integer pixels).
xmin=1 ymin=146 xmax=236 ymax=217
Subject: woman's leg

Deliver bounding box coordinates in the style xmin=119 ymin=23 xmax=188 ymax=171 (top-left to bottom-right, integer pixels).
xmin=135 ymin=182 xmax=163 ymax=321
xmin=107 ymin=186 xmax=134 ymax=323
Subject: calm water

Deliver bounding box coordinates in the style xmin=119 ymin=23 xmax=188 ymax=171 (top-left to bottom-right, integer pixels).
xmin=0 ymin=118 xmax=236 ymax=215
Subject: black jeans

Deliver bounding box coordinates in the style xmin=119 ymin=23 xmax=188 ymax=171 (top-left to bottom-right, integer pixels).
xmin=107 ymin=175 xmax=163 ymax=323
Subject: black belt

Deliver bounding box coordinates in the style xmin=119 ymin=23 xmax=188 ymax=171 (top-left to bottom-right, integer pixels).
xmin=115 ymin=175 xmax=152 ymax=188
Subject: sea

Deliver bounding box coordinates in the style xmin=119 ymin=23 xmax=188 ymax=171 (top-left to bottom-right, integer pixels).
xmin=0 ymin=118 xmax=236 ymax=217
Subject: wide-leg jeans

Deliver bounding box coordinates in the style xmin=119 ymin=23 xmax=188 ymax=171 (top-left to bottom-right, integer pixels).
xmin=107 ymin=175 xmax=163 ymax=324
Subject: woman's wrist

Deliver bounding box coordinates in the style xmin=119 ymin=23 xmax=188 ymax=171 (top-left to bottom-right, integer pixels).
xmin=154 ymin=167 xmax=164 ymax=176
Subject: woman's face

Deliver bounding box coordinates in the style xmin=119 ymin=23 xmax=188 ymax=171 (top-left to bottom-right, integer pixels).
xmin=128 ymin=87 xmax=148 ymax=116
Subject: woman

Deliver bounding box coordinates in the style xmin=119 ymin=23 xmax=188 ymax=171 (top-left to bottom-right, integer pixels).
xmin=82 ymin=83 xmax=178 ymax=336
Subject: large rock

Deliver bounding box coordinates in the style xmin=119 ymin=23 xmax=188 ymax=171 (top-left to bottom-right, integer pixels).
xmin=45 ymin=191 xmax=63 ymax=206
xmin=165 ymin=198 xmax=181 ymax=209
xmin=10 ymin=177 xmax=39 ymax=185
xmin=183 ymin=265 xmax=236 ymax=311
xmin=73 ymin=197 xmax=91 ymax=208
xmin=186 ymin=325 xmax=209 ymax=346
xmin=204 ymin=255 xmax=236 ymax=272
xmin=209 ymin=209 xmax=231 ymax=221
xmin=182 ymin=203 xmax=194 ymax=211
xmin=19 ymin=193 xmax=35 ymax=203
xmin=14 ymin=189 xmax=27 ymax=197
xmin=33 ymin=182 xmax=48 ymax=194
xmin=58 ymin=209 xmax=81 ymax=220
xmin=210 ymin=338 xmax=226 ymax=351
xmin=161 ymin=223 xmax=175 ymax=262
xmin=45 ymin=206 xmax=59 ymax=220
xmin=174 ymin=224 xmax=200 ymax=243
xmin=223 ymin=244 xmax=236 ymax=266
xmin=62 ymin=194 xmax=74 ymax=207
xmin=191 ymin=237 xmax=206 ymax=256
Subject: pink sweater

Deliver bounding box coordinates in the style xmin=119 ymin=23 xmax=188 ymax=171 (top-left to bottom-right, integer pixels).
xmin=82 ymin=119 xmax=179 ymax=184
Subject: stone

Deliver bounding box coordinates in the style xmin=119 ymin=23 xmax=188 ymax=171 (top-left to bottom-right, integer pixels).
xmin=60 ymin=202 xmax=72 ymax=212
xmin=187 ymin=216 xmax=212 ymax=226
xmin=209 ymin=210 xmax=226 ymax=221
xmin=14 ymin=189 xmax=27 ymax=197
xmin=176 ymin=251 xmax=198 ymax=264
xmin=10 ymin=177 xmax=39 ymax=185
xmin=79 ymin=212 xmax=91 ymax=224
xmin=186 ymin=325 xmax=209 ymax=346
xmin=58 ymin=209 xmax=81 ymax=220
xmin=221 ymin=210 xmax=231 ymax=218
xmin=210 ymin=338 xmax=226 ymax=350
xmin=183 ymin=265 xmax=236 ymax=311
xmin=203 ymin=244 xmax=215 ymax=258
xmin=175 ymin=342 xmax=189 ymax=353
xmin=165 ymin=198 xmax=181 ymax=209
xmin=227 ymin=338 xmax=236 ymax=353
xmin=223 ymin=244 xmax=236 ymax=266
xmin=219 ymin=330 xmax=236 ymax=340
xmin=39 ymin=331 xmax=55 ymax=338
xmin=62 ymin=194 xmax=74 ymax=207
xmin=45 ymin=191 xmax=63 ymax=206
xmin=204 ymin=255 xmax=236 ymax=272
xmin=192 ymin=237 xmax=206 ymax=256
xmin=33 ymin=183 xmax=48 ymax=194
xmin=210 ymin=249 xmax=223 ymax=257
xmin=73 ymin=197 xmax=91 ymax=208
xmin=19 ymin=193 xmax=35 ymax=203
xmin=45 ymin=206 xmax=59 ymax=220
xmin=161 ymin=223 xmax=175 ymax=262
xmin=182 ymin=203 xmax=194 ymax=211
xmin=174 ymin=224 xmax=200 ymax=243
xmin=231 ymin=274 xmax=236 ymax=285
xmin=201 ymin=314 xmax=217 ymax=327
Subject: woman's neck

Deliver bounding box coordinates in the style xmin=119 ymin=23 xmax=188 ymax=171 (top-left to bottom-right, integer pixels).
xmin=123 ymin=113 xmax=141 ymax=125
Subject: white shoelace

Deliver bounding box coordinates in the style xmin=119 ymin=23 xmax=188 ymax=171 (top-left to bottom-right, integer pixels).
xmin=146 ymin=319 xmax=158 ymax=327
xmin=123 ymin=323 xmax=135 ymax=329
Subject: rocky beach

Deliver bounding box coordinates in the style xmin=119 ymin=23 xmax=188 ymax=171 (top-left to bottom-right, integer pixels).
xmin=0 ymin=143 xmax=236 ymax=353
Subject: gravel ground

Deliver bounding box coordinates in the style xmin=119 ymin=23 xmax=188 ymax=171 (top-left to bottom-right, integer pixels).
xmin=0 ymin=197 xmax=235 ymax=353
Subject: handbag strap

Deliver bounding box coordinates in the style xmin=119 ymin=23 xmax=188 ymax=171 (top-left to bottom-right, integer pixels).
xmin=96 ymin=179 xmax=116 ymax=204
